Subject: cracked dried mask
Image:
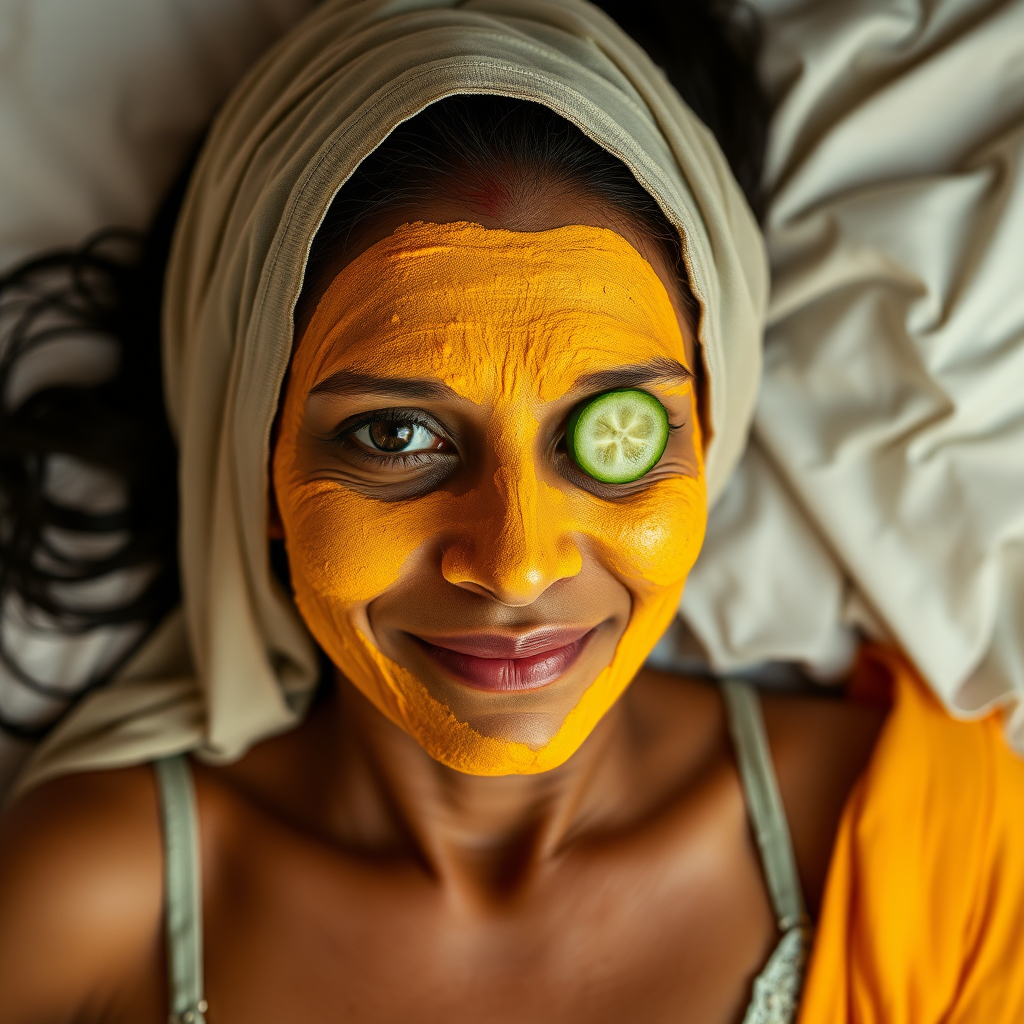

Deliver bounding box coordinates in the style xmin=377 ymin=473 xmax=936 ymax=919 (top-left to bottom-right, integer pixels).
xmin=274 ymin=221 xmax=707 ymax=774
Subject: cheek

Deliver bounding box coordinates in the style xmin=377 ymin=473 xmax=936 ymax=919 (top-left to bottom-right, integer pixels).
xmin=279 ymin=479 xmax=454 ymax=605
xmin=573 ymin=475 xmax=707 ymax=592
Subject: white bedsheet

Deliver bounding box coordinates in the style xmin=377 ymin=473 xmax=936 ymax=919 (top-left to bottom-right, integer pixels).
xmin=681 ymin=0 xmax=1024 ymax=749
xmin=2 ymin=0 xmax=1022 ymax=791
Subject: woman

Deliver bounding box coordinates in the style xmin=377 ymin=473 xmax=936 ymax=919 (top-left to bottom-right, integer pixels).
xmin=1 ymin=2 xmax=1022 ymax=1022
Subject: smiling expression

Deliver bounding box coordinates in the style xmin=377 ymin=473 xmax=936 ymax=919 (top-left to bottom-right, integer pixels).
xmin=272 ymin=221 xmax=707 ymax=775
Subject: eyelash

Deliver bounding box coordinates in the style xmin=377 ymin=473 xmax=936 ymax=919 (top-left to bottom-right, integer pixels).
xmin=334 ymin=409 xmax=453 ymax=467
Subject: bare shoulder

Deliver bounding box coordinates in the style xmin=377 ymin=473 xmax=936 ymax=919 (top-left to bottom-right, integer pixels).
xmin=0 ymin=765 xmax=165 ymax=1022
xmin=628 ymin=668 xmax=886 ymax=918
xmin=760 ymin=688 xmax=887 ymax=915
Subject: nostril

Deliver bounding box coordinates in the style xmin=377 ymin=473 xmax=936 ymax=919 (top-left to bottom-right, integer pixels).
xmin=452 ymin=580 xmax=496 ymax=599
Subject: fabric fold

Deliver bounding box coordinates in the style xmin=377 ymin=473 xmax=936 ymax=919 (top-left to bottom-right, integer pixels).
xmin=684 ymin=0 xmax=1024 ymax=753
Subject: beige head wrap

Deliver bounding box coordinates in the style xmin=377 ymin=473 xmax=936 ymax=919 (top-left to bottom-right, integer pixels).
xmin=12 ymin=0 xmax=766 ymax=797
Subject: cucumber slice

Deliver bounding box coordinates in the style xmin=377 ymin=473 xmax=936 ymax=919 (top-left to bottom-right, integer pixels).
xmin=567 ymin=389 xmax=670 ymax=483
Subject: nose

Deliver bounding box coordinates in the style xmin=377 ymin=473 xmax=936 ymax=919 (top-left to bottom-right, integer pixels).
xmin=441 ymin=456 xmax=582 ymax=606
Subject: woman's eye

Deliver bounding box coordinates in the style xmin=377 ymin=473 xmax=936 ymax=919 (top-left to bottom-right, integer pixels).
xmin=352 ymin=418 xmax=445 ymax=454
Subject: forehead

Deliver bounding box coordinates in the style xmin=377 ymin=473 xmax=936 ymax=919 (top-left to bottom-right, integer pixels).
xmin=296 ymin=222 xmax=690 ymax=404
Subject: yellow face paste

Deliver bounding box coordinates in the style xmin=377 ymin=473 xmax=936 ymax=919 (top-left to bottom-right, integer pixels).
xmin=274 ymin=221 xmax=707 ymax=774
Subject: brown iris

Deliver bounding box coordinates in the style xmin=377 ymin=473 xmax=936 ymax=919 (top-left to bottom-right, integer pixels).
xmin=370 ymin=420 xmax=417 ymax=451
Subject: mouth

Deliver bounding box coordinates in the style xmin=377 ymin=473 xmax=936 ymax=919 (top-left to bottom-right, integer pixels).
xmin=409 ymin=626 xmax=596 ymax=692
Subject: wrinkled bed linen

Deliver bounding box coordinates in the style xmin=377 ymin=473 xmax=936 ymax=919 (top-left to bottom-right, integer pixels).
xmin=681 ymin=0 xmax=1024 ymax=750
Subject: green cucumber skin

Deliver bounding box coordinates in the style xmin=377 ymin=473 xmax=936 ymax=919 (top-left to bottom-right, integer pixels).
xmin=566 ymin=389 xmax=669 ymax=484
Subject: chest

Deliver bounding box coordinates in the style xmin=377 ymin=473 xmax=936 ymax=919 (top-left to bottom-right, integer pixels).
xmin=189 ymin=819 xmax=778 ymax=1024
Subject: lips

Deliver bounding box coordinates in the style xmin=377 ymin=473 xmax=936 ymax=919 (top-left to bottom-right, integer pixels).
xmin=411 ymin=626 xmax=594 ymax=692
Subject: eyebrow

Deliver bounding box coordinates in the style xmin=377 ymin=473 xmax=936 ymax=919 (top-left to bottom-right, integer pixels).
xmin=310 ymin=369 xmax=460 ymax=401
xmin=573 ymin=357 xmax=694 ymax=394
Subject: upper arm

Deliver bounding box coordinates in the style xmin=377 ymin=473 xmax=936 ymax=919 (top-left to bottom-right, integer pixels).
xmin=0 ymin=767 xmax=165 ymax=1023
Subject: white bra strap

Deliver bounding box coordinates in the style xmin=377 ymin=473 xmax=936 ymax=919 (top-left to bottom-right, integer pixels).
xmin=154 ymin=755 xmax=208 ymax=1024
xmin=721 ymin=679 xmax=808 ymax=932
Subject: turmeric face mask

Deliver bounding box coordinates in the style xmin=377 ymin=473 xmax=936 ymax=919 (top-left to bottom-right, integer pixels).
xmin=274 ymin=222 xmax=706 ymax=775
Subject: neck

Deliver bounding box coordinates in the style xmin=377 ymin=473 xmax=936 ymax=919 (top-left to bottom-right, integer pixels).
xmin=326 ymin=674 xmax=631 ymax=912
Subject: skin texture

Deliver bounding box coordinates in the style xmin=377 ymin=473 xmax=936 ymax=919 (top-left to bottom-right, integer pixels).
xmin=0 ymin=186 xmax=886 ymax=1024
xmin=274 ymin=221 xmax=706 ymax=772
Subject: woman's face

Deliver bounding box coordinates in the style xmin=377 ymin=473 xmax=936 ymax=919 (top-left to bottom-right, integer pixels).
xmin=273 ymin=199 xmax=706 ymax=775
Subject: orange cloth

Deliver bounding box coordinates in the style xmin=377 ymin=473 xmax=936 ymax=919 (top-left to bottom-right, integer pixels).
xmin=799 ymin=648 xmax=1024 ymax=1023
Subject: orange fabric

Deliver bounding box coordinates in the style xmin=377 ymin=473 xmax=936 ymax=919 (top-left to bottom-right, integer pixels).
xmin=799 ymin=647 xmax=1024 ymax=1024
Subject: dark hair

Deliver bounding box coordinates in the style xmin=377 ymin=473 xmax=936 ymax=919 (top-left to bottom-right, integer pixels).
xmin=299 ymin=95 xmax=698 ymax=333
xmin=0 ymin=0 xmax=768 ymax=740
xmin=0 ymin=187 xmax=184 ymax=739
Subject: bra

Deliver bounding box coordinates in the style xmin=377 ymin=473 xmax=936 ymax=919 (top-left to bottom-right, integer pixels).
xmin=155 ymin=679 xmax=811 ymax=1024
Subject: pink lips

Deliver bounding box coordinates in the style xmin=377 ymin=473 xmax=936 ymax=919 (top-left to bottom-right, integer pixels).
xmin=412 ymin=626 xmax=594 ymax=692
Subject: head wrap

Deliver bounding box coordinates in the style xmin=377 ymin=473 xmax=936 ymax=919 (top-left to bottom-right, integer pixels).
xmin=12 ymin=0 xmax=766 ymax=797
